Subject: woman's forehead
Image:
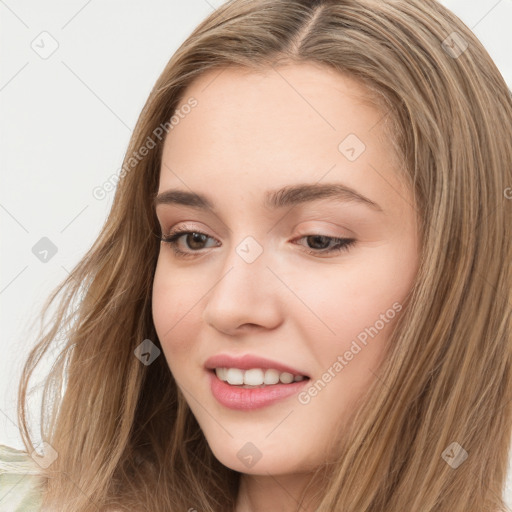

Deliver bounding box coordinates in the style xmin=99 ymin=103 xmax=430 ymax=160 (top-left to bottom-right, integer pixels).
xmin=157 ymin=64 xmax=409 ymax=217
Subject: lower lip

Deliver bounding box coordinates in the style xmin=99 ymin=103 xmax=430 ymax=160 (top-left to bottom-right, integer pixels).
xmin=208 ymin=370 xmax=309 ymax=410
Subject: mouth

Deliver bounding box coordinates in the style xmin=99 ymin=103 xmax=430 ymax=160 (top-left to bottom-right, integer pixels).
xmin=212 ymin=367 xmax=309 ymax=387
xmin=206 ymin=367 xmax=310 ymax=410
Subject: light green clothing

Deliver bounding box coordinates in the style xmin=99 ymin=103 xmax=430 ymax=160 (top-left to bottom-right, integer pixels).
xmin=0 ymin=444 xmax=44 ymax=511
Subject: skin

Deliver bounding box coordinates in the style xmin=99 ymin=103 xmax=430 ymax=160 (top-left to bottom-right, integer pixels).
xmin=152 ymin=62 xmax=420 ymax=512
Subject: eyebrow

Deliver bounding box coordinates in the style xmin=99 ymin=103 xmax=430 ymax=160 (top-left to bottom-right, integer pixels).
xmin=153 ymin=182 xmax=383 ymax=212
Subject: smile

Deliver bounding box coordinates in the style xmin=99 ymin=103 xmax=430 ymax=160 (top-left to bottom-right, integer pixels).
xmin=215 ymin=367 xmax=306 ymax=387
xmin=208 ymin=369 xmax=310 ymax=410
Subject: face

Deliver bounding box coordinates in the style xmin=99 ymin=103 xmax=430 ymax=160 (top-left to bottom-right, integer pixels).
xmin=152 ymin=63 xmax=420 ymax=476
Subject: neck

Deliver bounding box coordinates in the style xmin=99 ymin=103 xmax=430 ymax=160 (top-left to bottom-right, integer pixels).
xmin=235 ymin=471 xmax=319 ymax=512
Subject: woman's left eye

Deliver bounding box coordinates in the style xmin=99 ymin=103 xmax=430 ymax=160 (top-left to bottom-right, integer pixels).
xmin=294 ymin=234 xmax=356 ymax=256
xmin=160 ymin=229 xmax=356 ymax=259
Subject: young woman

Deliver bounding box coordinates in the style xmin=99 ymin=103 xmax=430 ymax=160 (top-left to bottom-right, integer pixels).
xmin=1 ymin=0 xmax=511 ymax=511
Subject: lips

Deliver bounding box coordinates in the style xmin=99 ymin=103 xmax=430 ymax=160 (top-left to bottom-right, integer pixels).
xmin=204 ymin=353 xmax=309 ymax=378
xmin=208 ymin=370 xmax=309 ymax=410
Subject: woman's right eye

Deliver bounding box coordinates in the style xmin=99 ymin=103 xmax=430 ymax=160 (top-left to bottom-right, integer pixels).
xmin=160 ymin=229 xmax=219 ymax=259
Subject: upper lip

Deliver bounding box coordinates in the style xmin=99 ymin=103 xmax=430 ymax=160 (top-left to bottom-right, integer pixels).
xmin=204 ymin=354 xmax=309 ymax=377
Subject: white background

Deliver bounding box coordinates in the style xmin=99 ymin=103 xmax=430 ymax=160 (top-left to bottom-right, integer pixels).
xmin=1 ymin=0 xmax=511 ymax=506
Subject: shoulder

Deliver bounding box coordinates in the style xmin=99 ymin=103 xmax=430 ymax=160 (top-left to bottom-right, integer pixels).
xmin=0 ymin=444 xmax=45 ymax=511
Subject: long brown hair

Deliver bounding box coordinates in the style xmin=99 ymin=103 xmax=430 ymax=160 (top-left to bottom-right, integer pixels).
xmin=18 ymin=0 xmax=512 ymax=510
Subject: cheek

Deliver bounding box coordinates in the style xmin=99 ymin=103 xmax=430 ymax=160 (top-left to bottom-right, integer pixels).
xmin=300 ymin=246 xmax=416 ymax=369
xmin=151 ymin=258 xmax=202 ymax=358
xmin=292 ymin=261 xmax=413 ymax=430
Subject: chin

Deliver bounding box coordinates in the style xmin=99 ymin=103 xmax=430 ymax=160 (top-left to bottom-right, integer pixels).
xmin=202 ymin=429 xmax=314 ymax=475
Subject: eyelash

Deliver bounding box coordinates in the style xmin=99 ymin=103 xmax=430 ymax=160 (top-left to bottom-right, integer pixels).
xmin=159 ymin=228 xmax=356 ymax=259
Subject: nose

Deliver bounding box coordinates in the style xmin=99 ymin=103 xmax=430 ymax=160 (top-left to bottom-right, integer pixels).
xmin=201 ymin=239 xmax=285 ymax=335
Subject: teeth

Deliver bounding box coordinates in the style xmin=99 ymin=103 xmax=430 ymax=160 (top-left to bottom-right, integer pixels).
xmin=215 ymin=367 xmax=227 ymax=381
xmin=264 ymin=369 xmax=280 ymax=385
xmin=225 ymin=368 xmax=244 ymax=385
xmin=279 ymin=372 xmax=294 ymax=384
xmin=214 ymin=367 xmax=306 ymax=386
xmin=244 ymin=368 xmax=264 ymax=386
